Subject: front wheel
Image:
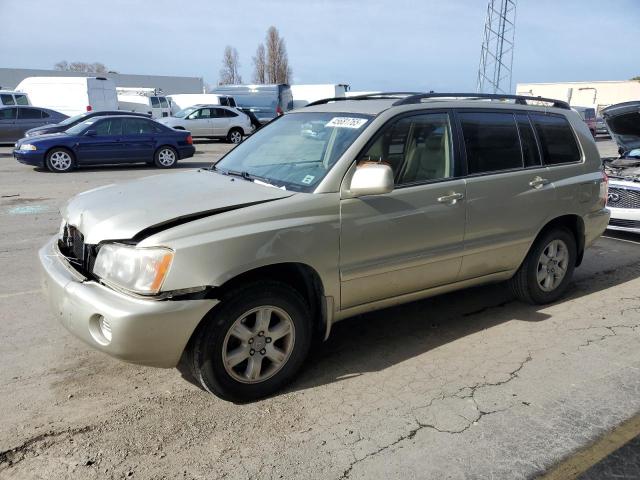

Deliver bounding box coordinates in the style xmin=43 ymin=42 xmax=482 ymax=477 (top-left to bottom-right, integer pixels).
xmin=187 ymin=281 xmax=312 ymax=402
xmin=509 ymin=227 xmax=577 ymax=304
xmin=46 ymin=148 xmax=75 ymax=173
xmin=154 ymin=146 xmax=178 ymax=168
xmin=227 ymin=128 xmax=243 ymax=144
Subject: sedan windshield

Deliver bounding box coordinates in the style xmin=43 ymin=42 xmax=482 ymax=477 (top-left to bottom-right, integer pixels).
xmin=215 ymin=112 xmax=373 ymax=192
xmin=174 ymin=106 xmax=198 ymax=118
xmin=58 ymin=112 xmax=88 ymax=126
xmin=65 ymin=118 xmax=97 ymax=135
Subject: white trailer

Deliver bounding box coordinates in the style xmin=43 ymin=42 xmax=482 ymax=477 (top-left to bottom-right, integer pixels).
xmin=116 ymin=87 xmax=171 ymax=118
xmin=290 ymin=84 xmax=349 ymax=108
xmin=15 ymin=76 xmax=118 ymax=116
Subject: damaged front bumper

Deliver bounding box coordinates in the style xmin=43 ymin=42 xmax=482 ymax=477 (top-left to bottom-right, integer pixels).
xmin=39 ymin=236 xmax=218 ymax=367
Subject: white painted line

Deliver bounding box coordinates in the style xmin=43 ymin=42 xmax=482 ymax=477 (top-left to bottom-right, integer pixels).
xmin=602 ymin=235 xmax=640 ymax=245
xmin=0 ymin=289 xmax=42 ymax=299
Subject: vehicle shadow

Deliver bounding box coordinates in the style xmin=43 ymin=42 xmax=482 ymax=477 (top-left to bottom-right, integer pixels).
xmin=177 ymin=242 xmax=640 ymax=401
xmin=30 ymin=160 xmax=216 ymax=174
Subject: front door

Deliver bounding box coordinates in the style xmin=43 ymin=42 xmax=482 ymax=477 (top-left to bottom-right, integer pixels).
xmin=0 ymin=107 xmax=18 ymax=142
xmin=76 ymin=117 xmax=125 ymax=163
xmin=339 ymin=112 xmax=466 ymax=309
xmin=184 ymin=108 xmax=213 ymax=136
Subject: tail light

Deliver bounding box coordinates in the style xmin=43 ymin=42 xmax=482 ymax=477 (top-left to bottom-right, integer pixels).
xmin=600 ymin=169 xmax=609 ymax=207
xmin=86 ymin=105 xmax=92 ymax=112
xmin=186 ymin=134 xmax=193 ymax=145
xmin=276 ymin=106 xmax=283 ymax=116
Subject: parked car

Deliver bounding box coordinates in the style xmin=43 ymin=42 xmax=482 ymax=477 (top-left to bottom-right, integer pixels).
xmin=602 ymin=101 xmax=640 ymax=233
xmin=0 ymin=89 xmax=30 ymax=106
xmin=158 ymin=104 xmax=252 ymax=144
xmin=39 ymin=93 xmax=609 ymax=401
xmin=24 ymin=110 xmax=151 ymax=138
xmin=15 ymin=76 xmax=118 ymax=116
xmin=167 ymin=94 xmax=236 ymax=114
xmin=0 ymin=105 xmax=67 ymax=143
xmin=211 ymin=84 xmax=293 ymax=125
xmin=117 ymin=87 xmax=171 ymax=119
xmin=596 ymin=116 xmax=609 ymax=136
xmin=14 ymin=115 xmax=194 ymax=172
xmin=572 ymin=106 xmax=597 ymax=137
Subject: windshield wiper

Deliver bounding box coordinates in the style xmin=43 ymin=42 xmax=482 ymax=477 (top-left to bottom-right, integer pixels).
xmin=216 ymin=167 xmax=284 ymax=188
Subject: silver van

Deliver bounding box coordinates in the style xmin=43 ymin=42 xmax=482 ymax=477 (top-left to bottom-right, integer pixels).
xmin=40 ymin=93 xmax=610 ymax=401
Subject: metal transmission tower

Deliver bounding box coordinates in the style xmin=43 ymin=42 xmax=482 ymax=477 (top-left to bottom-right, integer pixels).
xmin=476 ymin=0 xmax=517 ymax=94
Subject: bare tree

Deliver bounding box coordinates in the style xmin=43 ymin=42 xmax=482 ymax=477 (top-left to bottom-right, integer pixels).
xmin=53 ymin=61 xmax=110 ymax=74
xmin=219 ymin=46 xmax=243 ymax=85
xmin=252 ymin=44 xmax=267 ymax=84
xmin=265 ymin=26 xmax=292 ymax=84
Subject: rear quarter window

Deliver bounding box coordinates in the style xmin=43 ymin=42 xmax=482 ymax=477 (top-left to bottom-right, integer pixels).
xmin=530 ymin=114 xmax=581 ymax=165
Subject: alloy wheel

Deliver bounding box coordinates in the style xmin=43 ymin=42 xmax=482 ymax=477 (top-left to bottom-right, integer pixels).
xmin=536 ymin=239 xmax=569 ymax=292
xmin=230 ymin=131 xmax=242 ymax=144
xmin=49 ymin=151 xmax=72 ymax=171
xmin=222 ymin=306 xmax=295 ymax=384
xmin=158 ymin=148 xmax=176 ymax=166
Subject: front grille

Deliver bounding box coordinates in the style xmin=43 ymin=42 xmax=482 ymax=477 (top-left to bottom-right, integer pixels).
xmin=609 ymin=218 xmax=640 ymax=230
xmin=607 ymin=186 xmax=640 ymax=209
xmin=59 ymin=224 xmax=96 ymax=275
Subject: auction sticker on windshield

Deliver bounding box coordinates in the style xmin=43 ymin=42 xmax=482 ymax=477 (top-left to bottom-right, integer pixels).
xmin=325 ymin=117 xmax=368 ymax=129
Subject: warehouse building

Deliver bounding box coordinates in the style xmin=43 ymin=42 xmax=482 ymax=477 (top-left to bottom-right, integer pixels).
xmin=516 ymin=80 xmax=640 ymax=112
xmin=0 ymin=68 xmax=204 ymax=94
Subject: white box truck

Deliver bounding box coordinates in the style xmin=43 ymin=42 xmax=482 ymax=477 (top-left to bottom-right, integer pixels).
xmin=117 ymin=87 xmax=171 ymax=118
xmin=15 ymin=76 xmax=118 ymax=116
xmin=290 ymin=84 xmax=349 ymax=108
xmin=167 ymin=94 xmax=236 ymax=114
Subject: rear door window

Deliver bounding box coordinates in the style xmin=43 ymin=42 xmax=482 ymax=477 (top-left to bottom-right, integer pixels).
xmin=1 ymin=94 xmax=15 ymax=105
xmin=530 ymin=114 xmax=581 ymax=165
xmin=123 ymin=118 xmax=154 ymax=134
xmin=515 ymin=114 xmax=541 ymax=168
xmin=18 ymin=108 xmax=43 ymax=119
xmin=459 ymin=112 xmax=523 ymax=174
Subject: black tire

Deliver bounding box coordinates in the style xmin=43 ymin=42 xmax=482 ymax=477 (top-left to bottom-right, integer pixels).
xmin=187 ymin=281 xmax=312 ymax=402
xmin=227 ymin=128 xmax=243 ymax=144
xmin=154 ymin=146 xmax=178 ymax=168
xmin=45 ymin=148 xmax=75 ymax=173
xmin=509 ymin=227 xmax=577 ymax=304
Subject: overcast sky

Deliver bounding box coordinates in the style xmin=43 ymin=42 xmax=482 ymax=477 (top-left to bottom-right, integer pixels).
xmin=1 ymin=0 xmax=638 ymax=92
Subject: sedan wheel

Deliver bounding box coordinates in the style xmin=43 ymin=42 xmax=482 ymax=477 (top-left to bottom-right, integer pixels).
xmin=154 ymin=147 xmax=177 ymax=168
xmin=228 ymin=129 xmax=243 ymax=144
xmin=46 ymin=149 xmax=74 ymax=173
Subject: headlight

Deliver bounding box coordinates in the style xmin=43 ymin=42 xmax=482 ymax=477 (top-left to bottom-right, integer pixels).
xmin=19 ymin=144 xmax=37 ymax=151
xmin=92 ymin=244 xmax=174 ymax=295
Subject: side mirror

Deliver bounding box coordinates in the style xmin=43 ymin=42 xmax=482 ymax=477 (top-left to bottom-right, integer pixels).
xmin=349 ymin=162 xmax=394 ymax=197
xmin=85 ymin=129 xmax=97 ymax=136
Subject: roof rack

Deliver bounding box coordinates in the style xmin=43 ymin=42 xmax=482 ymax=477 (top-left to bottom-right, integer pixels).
xmin=392 ymin=92 xmax=571 ymax=110
xmin=305 ymin=92 xmax=422 ymax=107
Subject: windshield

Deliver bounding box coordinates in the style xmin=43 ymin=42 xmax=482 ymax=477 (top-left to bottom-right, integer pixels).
xmin=214 ymin=112 xmax=373 ymax=192
xmin=65 ymin=118 xmax=97 ymax=135
xmin=174 ymin=106 xmax=198 ymax=118
xmin=58 ymin=112 xmax=88 ymax=126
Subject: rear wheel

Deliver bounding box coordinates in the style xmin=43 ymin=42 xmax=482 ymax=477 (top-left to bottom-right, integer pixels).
xmin=187 ymin=281 xmax=312 ymax=402
xmin=154 ymin=146 xmax=178 ymax=168
xmin=510 ymin=227 xmax=577 ymax=304
xmin=227 ymin=128 xmax=243 ymax=144
xmin=45 ymin=148 xmax=75 ymax=173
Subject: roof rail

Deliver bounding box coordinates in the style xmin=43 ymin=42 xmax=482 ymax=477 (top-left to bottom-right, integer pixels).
xmin=305 ymin=92 xmax=422 ymax=107
xmin=392 ymin=92 xmax=571 ymax=110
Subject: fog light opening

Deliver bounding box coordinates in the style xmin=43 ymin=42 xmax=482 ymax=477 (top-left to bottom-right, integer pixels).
xmin=89 ymin=314 xmax=112 ymax=345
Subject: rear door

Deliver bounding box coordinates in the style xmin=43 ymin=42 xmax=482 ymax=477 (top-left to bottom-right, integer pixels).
xmin=456 ymin=110 xmax=556 ymax=280
xmin=76 ymin=118 xmax=125 ymax=163
xmin=0 ymin=107 xmax=17 ymax=142
xmin=122 ymin=118 xmax=156 ymax=161
xmin=211 ymin=108 xmax=231 ymax=136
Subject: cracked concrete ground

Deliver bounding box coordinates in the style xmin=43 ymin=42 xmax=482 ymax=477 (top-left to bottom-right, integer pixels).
xmin=1 ymin=139 xmax=640 ymax=479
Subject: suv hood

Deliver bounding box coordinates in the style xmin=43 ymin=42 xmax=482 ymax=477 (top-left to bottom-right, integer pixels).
xmin=602 ymin=101 xmax=640 ymax=153
xmin=63 ymin=170 xmax=294 ymax=244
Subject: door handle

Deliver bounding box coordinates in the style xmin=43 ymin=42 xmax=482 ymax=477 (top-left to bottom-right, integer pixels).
xmin=437 ymin=192 xmax=464 ymax=204
xmin=529 ymin=176 xmax=550 ymax=189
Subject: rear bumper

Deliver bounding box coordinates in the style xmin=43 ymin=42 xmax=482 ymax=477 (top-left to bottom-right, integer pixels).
xmin=584 ymin=208 xmax=611 ymax=247
xmin=39 ymin=237 xmax=218 ymax=367
xmin=178 ymin=145 xmax=195 ymax=160
xmin=13 ymin=149 xmax=45 ymax=167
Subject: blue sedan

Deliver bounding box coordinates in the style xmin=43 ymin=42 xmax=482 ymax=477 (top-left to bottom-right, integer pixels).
xmin=13 ymin=115 xmax=195 ymax=173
